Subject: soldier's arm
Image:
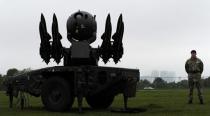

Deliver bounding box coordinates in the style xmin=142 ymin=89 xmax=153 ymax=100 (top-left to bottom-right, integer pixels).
xmin=185 ymin=60 xmax=189 ymax=73
xmin=200 ymin=60 xmax=204 ymax=73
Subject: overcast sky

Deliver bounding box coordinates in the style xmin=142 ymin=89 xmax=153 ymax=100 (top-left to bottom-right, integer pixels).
xmin=0 ymin=0 xmax=210 ymax=77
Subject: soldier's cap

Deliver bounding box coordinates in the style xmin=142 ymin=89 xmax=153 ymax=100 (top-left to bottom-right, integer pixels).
xmin=191 ymin=50 xmax=196 ymax=54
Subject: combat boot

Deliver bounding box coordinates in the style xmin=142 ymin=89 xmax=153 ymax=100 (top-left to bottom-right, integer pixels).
xmin=199 ymin=98 xmax=204 ymax=104
xmin=188 ymin=96 xmax=193 ymax=104
xmin=198 ymin=95 xmax=204 ymax=104
xmin=188 ymin=99 xmax=192 ymax=104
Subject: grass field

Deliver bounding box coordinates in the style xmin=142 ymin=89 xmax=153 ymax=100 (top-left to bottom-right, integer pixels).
xmin=0 ymin=89 xmax=210 ymax=116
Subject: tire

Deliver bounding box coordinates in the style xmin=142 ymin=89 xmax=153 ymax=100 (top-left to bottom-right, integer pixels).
xmin=86 ymin=94 xmax=114 ymax=109
xmin=41 ymin=77 xmax=74 ymax=111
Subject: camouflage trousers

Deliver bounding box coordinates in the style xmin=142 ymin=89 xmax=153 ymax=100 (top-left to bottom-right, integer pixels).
xmin=188 ymin=77 xmax=203 ymax=101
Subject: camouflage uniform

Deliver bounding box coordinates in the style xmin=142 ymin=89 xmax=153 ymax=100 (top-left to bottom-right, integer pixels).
xmin=185 ymin=57 xmax=204 ymax=104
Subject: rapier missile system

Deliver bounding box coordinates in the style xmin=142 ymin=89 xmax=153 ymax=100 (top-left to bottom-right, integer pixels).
xmin=5 ymin=11 xmax=139 ymax=112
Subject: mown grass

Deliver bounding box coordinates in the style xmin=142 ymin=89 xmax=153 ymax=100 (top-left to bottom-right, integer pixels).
xmin=0 ymin=89 xmax=210 ymax=116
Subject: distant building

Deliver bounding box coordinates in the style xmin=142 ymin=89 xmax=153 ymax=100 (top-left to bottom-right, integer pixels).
xmin=140 ymin=76 xmax=154 ymax=82
xmin=142 ymin=70 xmax=177 ymax=83
xmin=151 ymin=70 xmax=159 ymax=77
xmin=160 ymin=71 xmax=176 ymax=82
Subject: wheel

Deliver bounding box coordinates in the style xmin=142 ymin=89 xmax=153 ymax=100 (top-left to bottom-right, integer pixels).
xmin=41 ymin=77 xmax=74 ymax=111
xmin=86 ymin=94 xmax=114 ymax=109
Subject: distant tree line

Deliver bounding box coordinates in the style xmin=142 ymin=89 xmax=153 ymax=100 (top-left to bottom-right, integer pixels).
xmin=0 ymin=68 xmax=31 ymax=91
xmin=1 ymin=69 xmax=210 ymax=90
xmin=137 ymin=77 xmax=210 ymax=89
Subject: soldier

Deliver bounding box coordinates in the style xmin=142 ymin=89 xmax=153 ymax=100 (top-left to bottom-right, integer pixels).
xmin=185 ymin=50 xmax=204 ymax=104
